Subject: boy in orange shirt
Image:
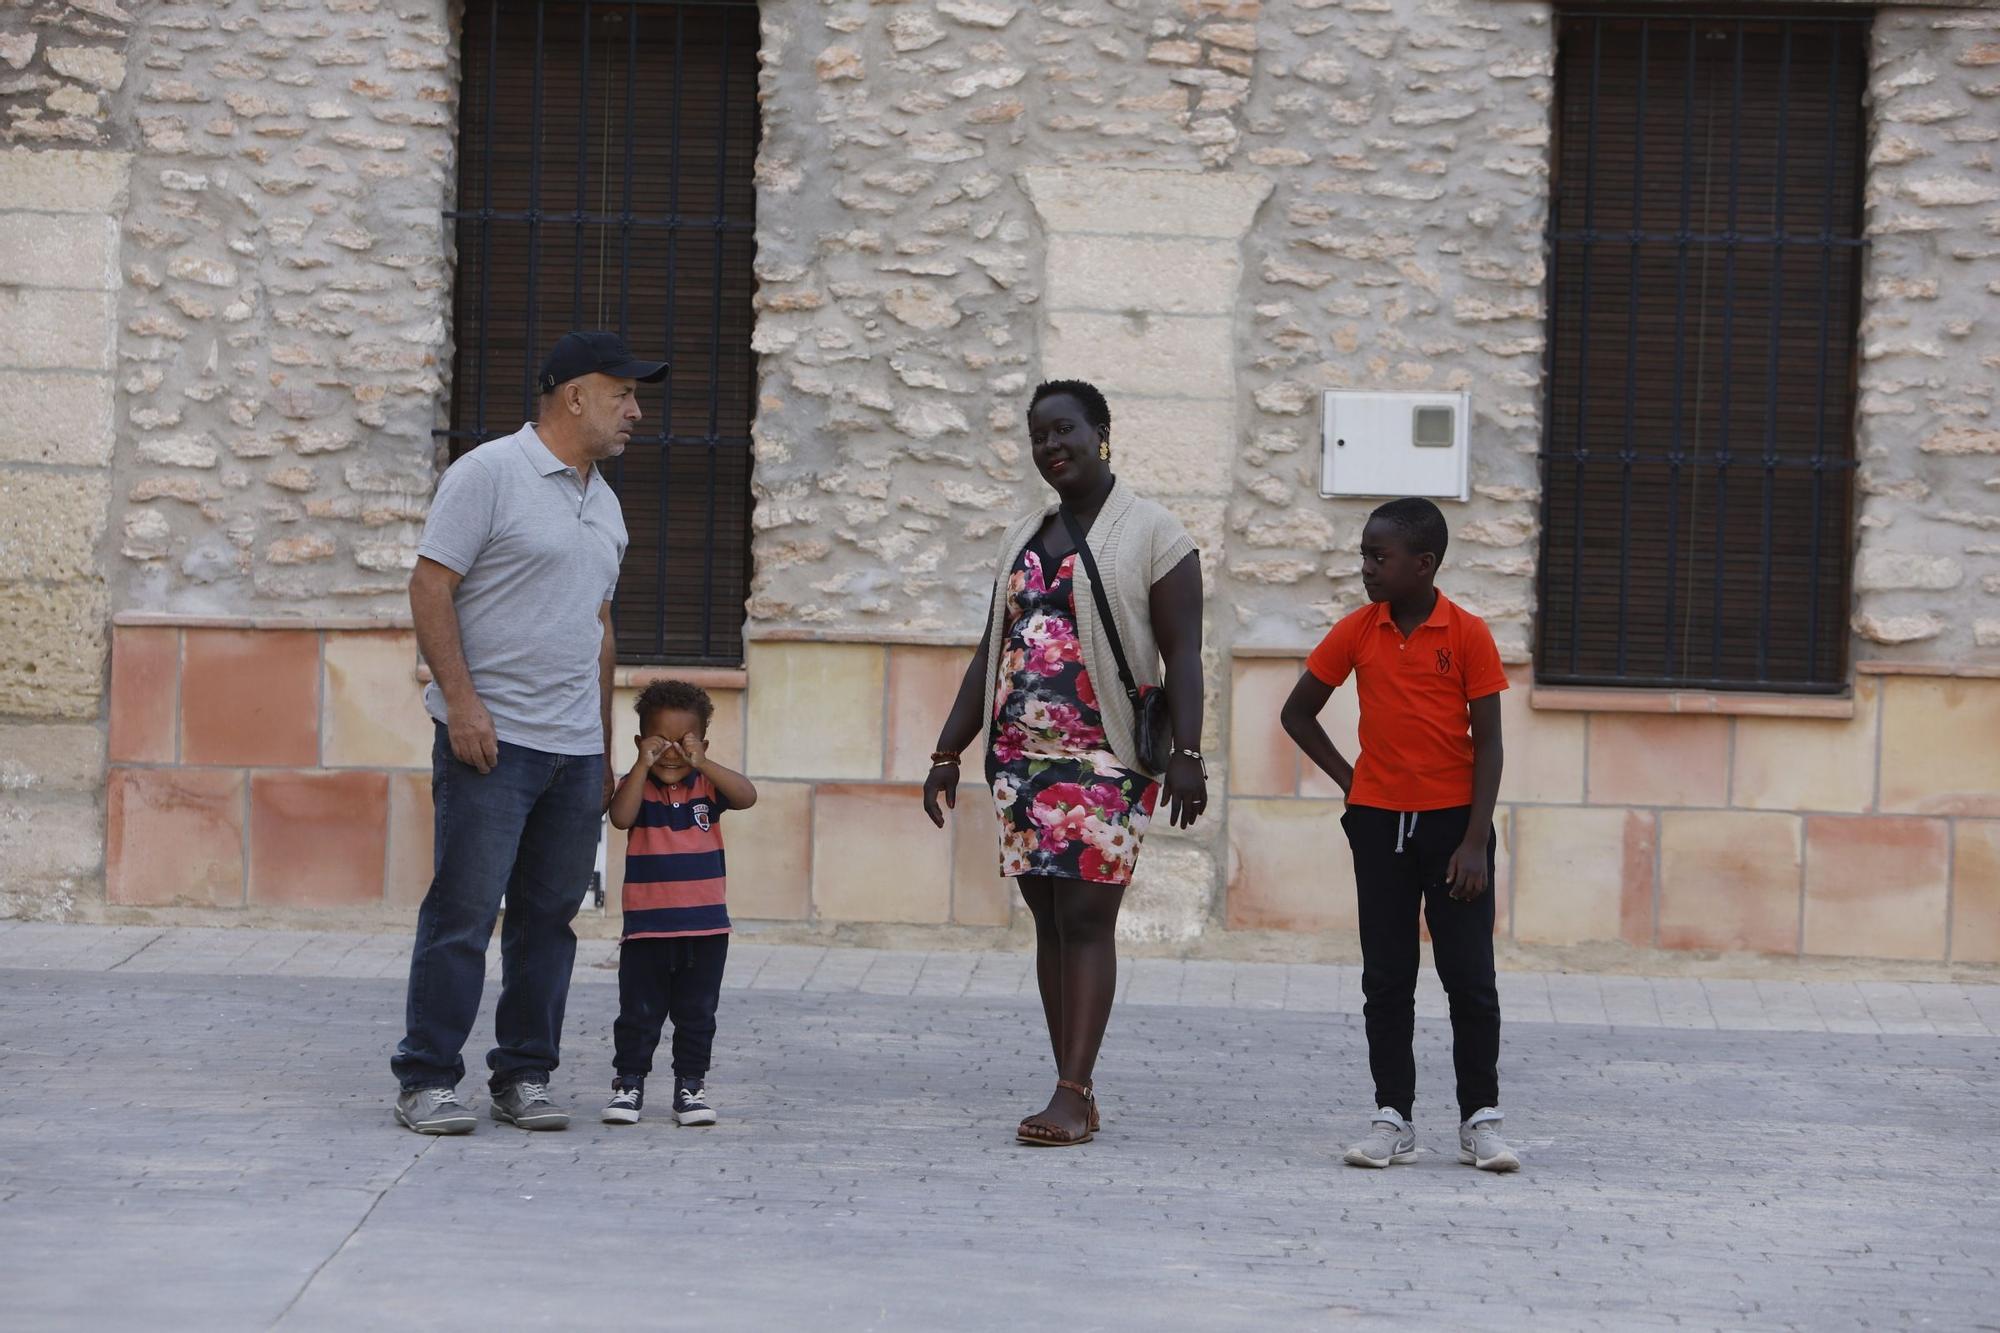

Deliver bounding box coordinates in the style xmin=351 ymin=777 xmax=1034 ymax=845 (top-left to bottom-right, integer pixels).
xmin=1281 ymin=498 xmax=1519 ymax=1172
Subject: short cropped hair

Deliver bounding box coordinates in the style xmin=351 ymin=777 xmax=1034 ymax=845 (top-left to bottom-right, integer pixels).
xmin=1029 ymin=379 xmax=1111 ymax=432
xmin=633 ymin=679 xmax=715 ymax=735
xmin=1369 ymin=497 xmax=1449 ymax=564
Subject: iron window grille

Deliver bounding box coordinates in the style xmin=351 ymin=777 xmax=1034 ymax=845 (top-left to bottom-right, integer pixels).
xmin=1536 ymin=11 xmax=1868 ymax=693
xmin=442 ymin=0 xmax=760 ymax=666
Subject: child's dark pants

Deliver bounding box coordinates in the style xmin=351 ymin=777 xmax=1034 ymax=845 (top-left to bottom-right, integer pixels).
xmin=1342 ymin=803 xmax=1500 ymax=1124
xmin=612 ymin=935 xmax=728 ymax=1084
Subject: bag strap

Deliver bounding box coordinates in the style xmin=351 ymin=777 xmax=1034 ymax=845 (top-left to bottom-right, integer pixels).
xmin=1058 ymin=507 xmax=1142 ymax=703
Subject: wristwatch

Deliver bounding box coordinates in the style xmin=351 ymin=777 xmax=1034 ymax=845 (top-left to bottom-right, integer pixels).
xmin=1176 ymin=747 xmax=1207 ymax=779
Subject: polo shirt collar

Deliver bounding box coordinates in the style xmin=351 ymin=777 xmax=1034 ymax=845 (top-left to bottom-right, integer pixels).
xmin=1372 ymin=588 xmax=1454 ymax=631
xmin=517 ymin=424 xmax=577 ymax=478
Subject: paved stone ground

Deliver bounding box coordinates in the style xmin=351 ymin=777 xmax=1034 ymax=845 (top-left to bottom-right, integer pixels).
xmin=3 ymin=925 xmax=1998 ymax=1330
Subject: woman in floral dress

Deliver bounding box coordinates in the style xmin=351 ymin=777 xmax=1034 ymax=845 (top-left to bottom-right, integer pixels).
xmin=923 ymin=380 xmax=1208 ymax=1146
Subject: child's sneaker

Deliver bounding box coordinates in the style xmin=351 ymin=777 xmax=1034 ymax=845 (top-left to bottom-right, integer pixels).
xmin=674 ymin=1080 xmax=717 ymax=1127
xmin=601 ymin=1081 xmax=643 ymax=1125
xmin=1458 ymin=1108 xmax=1520 ymax=1172
xmin=1342 ymin=1107 xmax=1418 ymax=1167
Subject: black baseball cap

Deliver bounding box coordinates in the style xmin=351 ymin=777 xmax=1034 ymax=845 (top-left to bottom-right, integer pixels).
xmin=537 ymin=330 xmax=668 ymax=393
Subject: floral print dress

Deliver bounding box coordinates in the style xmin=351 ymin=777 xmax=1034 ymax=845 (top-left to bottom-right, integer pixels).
xmin=986 ymin=533 xmax=1160 ymax=886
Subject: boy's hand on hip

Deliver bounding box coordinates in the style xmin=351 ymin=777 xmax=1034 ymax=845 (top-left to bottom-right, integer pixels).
xmin=448 ymin=696 xmax=498 ymax=773
xmin=1445 ymin=838 xmax=1489 ymax=901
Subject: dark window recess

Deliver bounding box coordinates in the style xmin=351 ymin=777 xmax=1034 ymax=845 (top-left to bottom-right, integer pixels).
xmin=1537 ymin=12 xmax=1867 ymax=693
xmin=444 ymin=0 xmax=759 ymax=667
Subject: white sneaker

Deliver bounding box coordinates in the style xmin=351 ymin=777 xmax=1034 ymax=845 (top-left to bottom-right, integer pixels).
xmin=601 ymin=1083 xmax=643 ymax=1125
xmin=1343 ymin=1108 xmax=1417 ymax=1168
xmin=1458 ymin=1108 xmax=1520 ymax=1172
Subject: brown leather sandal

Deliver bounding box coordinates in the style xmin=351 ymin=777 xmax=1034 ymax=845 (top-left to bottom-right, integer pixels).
xmin=1016 ymin=1079 xmax=1096 ymax=1146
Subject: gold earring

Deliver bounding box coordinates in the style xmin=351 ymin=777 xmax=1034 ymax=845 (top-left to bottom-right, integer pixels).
xmin=1099 ymin=441 xmax=1111 ymax=461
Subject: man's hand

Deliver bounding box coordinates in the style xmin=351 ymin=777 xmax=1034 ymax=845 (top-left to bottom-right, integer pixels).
xmin=1332 ymin=759 xmax=1355 ymax=799
xmin=602 ymin=759 xmax=617 ymax=813
xmin=679 ymin=730 xmax=708 ymax=771
xmin=1445 ymin=837 xmax=1489 ymax=901
xmin=448 ymin=695 xmax=499 ymax=773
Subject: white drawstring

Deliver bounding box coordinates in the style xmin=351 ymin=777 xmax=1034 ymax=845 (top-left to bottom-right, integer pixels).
xmin=1393 ymin=810 xmax=1420 ymax=854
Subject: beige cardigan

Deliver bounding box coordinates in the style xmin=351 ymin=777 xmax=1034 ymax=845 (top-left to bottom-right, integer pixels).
xmin=979 ymin=479 xmax=1199 ymax=777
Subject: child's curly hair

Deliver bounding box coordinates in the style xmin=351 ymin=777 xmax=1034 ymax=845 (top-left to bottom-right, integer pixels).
xmin=633 ymin=679 xmax=714 ymax=735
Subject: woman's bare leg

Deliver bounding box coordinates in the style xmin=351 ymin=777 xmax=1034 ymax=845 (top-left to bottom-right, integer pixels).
xmin=1018 ymin=876 xmax=1061 ymax=1067
xmin=1022 ymin=878 xmax=1124 ymax=1139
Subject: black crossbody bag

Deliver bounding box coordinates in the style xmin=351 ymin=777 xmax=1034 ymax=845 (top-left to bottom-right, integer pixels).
xmin=1059 ymin=507 xmax=1173 ymax=773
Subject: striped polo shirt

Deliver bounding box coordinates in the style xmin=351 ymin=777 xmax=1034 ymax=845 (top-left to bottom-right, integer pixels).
xmin=621 ymin=774 xmax=731 ymax=940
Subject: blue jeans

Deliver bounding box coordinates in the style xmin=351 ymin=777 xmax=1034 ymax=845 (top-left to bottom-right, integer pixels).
xmin=393 ymin=724 xmax=604 ymax=1093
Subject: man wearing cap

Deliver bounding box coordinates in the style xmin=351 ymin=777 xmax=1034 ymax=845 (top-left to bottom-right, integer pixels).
xmin=392 ymin=331 xmax=667 ymax=1135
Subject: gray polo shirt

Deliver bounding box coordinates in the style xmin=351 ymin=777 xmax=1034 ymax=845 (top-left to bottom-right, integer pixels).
xmin=417 ymin=423 xmax=627 ymax=756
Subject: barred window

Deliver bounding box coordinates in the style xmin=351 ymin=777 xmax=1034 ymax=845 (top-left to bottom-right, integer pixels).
xmin=1537 ymin=12 xmax=1868 ymax=692
xmin=444 ymin=0 xmax=759 ymax=666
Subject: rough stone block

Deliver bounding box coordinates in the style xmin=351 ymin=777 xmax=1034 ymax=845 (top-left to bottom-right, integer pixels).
xmin=1044 ymin=311 xmax=1234 ymax=399
xmin=0 ymin=721 xmax=102 ymax=794
xmin=0 ymin=791 xmax=101 ymax=907
xmin=1110 ymin=396 xmax=1237 ymax=498
xmin=321 ymin=630 xmax=430 ymax=768
xmin=1586 ymin=713 xmax=1730 ymax=807
xmin=1732 ymin=676 xmax=1878 ymax=814
xmin=0 ymin=214 xmax=119 ymax=290
xmin=1225 ymin=798 xmax=1355 ymax=931
xmin=0 ymin=468 xmax=107 ymax=582
xmin=950 ymin=785 xmax=1012 ymax=926
xmin=1046 ymin=234 xmax=1245 ymax=316
xmin=1511 ymin=805 xmax=1654 ymax=946
xmin=1228 ymin=658 xmax=1303 ymax=798
xmin=1802 ymin=815 xmax=1948 ymax=961
xmin=1950 ymin=819 xmax=2000 ymax=965
xmin=107 ymin=624 xmax=177 ymax=764
xmin=0 ymin=580 xmax=107 ymax=719
xmin=0 ymin=148 xmax=131 ymax=212
xmin=1657 ymin=811 xmax=1802 ymax=954
xmin=744 ymin=641 xmax=885 ymax=781
xmin=812 ymin=783 xmax=949 ymax=923
xmin=1121 ymin=841 xmax=1215 ymax=944
xmin=105 ymin=766 xmax=244 ymax=906
xmin=727 ymin=780 xmax=812 ymax=921
xmin=248 ymin=769 xmax=389 ymax=907
xmin=0 ymin=289 xmax=115 ymax=371
xmin=1879 ymin=677 xmax=2000 ymax=815
xmin=0 ymin=371 xmax=115 ymax=466
xmin=1021 ymin=166 xmax=1272 ymax=239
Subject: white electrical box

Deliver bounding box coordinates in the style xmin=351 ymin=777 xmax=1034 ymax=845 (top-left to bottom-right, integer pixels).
xmin=1318 ymin=390 xmax=1470 ymax=503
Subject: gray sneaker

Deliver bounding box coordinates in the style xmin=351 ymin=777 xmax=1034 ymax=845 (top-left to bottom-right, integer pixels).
xmin=395 ymin=1086 xmax=475 ymax=1135
xmin=1458 ymin=1108 xmax=1520 ymax=1172
xmin=1343 ymin=1108 xmax=1417 ymax=1168
xmin=489 ymin=1079 xmax=569 ymax=1131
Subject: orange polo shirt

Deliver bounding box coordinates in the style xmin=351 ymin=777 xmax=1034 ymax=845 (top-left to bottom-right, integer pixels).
xmin=1305 ymin=590 xmax=1508 ymax=812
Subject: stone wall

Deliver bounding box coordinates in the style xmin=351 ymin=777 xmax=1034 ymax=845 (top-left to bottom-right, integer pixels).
xmin=108 ymin=0 xmax=457 ymax=616
xmin=1853 ymin=9 xmax=2000 ymax=661
xmin=747 ymin=0 xmax=1552 ymax=657
xmin=0 ymin=0 xmax=135 ymax=915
